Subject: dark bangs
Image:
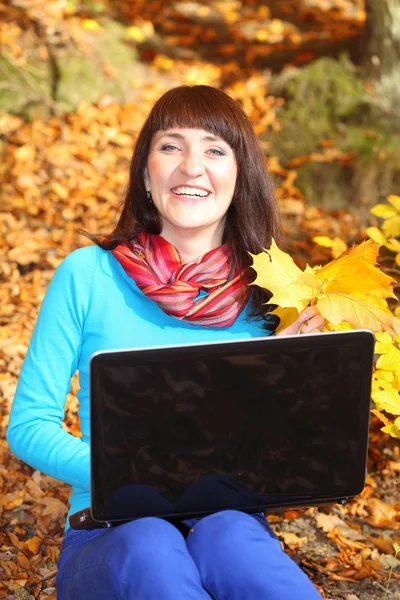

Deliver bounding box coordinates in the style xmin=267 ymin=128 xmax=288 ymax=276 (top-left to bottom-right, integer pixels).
xmin=144 ymin=86 xmax=250 ymax=154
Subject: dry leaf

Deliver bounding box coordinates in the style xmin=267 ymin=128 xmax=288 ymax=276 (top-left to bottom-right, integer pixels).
xmin=24 ymin=536 xmax=43 ymax=555
xmin=277 ymin=531 xmax=307 ymax=549
xmin=315 ymin=513 xmax=365 ymax=540
xmin=0 ymin=489 xmax=25 ymax=510
xmin=39 ymin=497 xmax=68 ymax=521
xmin=16 ymin=551 xmax=31 ymax=571
xmin=364 ymin=498 xmax=400 ymax=529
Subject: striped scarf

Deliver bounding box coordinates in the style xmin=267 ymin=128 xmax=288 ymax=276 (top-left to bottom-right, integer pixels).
xmin=111 ymin=232 xmax=250 ymax=328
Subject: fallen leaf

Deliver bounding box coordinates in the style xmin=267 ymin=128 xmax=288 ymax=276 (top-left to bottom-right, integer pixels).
xmin=16 ymin=551 xmax=31 ymax=571
xmin=315 ymin=513 xmax=365 ymax=540
xmin=24 ymin=536 xmax=43 ymax=555
xmin=324 ymin=556 xmax=343 ymax=572
xmin=0 ymin=489 xmax=25 ymax=510
xmin=38 ymin=497 xmax=68 ymax=521
xmin=7 ymin=531 xmax=25 ymax=550
xmin=277 ymin=531 xmax=307 ymax=549
xmin=365 ymin=534 xmax=400 ymax=555
xmin=364 ymin=498 xmax=400 ymax=529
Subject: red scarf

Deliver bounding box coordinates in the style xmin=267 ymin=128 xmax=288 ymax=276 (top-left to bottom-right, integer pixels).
xmin=111 ymin=232 xmax=250 ymax=327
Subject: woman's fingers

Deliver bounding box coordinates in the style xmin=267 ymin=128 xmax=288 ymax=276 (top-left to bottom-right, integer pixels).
xmin=299 ymin=314 xmax=325 ymax=334
xmin=276 ymin=306 xmax=325 ymax=336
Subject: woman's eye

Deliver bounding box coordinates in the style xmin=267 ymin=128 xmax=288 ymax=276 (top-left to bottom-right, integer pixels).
xmin=208 ymin=148 xmax=226 ymax=156
xmin=161 ymin=144 xmax=179 ymax=151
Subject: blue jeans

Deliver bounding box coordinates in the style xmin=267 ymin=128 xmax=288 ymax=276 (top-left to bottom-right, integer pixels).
xmin=56 ymin=510 xmax=322 ymax=599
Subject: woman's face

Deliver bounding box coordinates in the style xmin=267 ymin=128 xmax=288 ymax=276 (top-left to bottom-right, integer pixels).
xmin=145 ymin=127 xmax=237 ymax=245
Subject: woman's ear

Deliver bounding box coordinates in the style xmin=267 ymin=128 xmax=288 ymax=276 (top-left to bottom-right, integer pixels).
xmin=144 ymin=168 xmax=150 ymax=191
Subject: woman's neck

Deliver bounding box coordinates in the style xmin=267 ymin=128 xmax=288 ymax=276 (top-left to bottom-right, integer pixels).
xmin=160 ymin=223 xmax=225 ymax=263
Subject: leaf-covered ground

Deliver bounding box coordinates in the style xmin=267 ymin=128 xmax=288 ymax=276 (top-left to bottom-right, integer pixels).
xmin=1 ymin=1 xmax=400 ymax=598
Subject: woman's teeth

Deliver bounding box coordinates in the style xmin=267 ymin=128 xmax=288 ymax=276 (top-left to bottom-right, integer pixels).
xmin=172 ymin=186 xmax=210 ymax=198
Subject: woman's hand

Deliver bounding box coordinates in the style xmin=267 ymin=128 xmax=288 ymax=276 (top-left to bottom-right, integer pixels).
xmin=276 ymin=306 xmax=324 ymax=337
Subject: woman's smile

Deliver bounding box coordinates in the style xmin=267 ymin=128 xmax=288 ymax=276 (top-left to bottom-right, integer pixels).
xmin=170 ymin=185 xmax=212 ymax=202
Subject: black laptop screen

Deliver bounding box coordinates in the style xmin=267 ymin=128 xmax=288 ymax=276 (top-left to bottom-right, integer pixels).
xmin=90 ymin=330 xmax=374 ymax=522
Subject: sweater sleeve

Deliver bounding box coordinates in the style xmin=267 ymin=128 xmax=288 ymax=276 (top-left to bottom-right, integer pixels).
xmin=6 ymin=248 xmax=96 ymax=491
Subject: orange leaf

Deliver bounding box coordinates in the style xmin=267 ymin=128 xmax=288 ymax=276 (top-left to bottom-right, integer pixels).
xmin=39 ymin=497 xmax=68 ymax=521
xmin=24 ymin=536 xmax=43 ymax=555
xmin=364 ymin=498 xmax=400 ymax=529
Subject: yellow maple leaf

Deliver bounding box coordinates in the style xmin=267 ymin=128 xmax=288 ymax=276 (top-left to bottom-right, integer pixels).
xmin=250 ymin=245 xmax=321 ymax=313
xmin=316 ymin=293 xmax=400 ymax=336
xmin=324 ymin=321 xmax=354 ymax=332
xmin=375 ymin=331 xmax=395 ymax=345
xmin=382 ymin=215 xmax=400 ymax=239
xmin=367 ymin=226 xmax=387 ymax=246
xmin=373 ymin=371 xmax=394 ymax=385
xmin=371 ymin=203 xmax=398 ymax=219
xmin=372 ymin=388 xmax=400 ymax=415
xmin=367 ymin=227 xmax=400 ymax=254
xmin=376 ymin=346 xmax=400 ymax=371
xmin=388 ymin=195 xmax=400 ymax=212
xmin=314 ymin=240 xmax=396 ymax=301
xmin=313 ymin=235 xmax=347 ymax=259
xmin=250 ymin=240 xmax=400 ymax=335
xmin=381 ymin=424 xmax=400 ymax=439
xmin=388 ymin=238 xmax=400 ymax=252
xmin=369 ymin=196 xmax=400 ymax=262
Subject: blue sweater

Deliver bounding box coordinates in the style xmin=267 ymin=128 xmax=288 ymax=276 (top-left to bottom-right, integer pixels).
xmin=7 ymin=245 xmax=272 ymax=530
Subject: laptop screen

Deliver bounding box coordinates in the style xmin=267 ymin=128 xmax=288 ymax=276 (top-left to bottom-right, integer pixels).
xmin=90 ymin=330 xmax=374 ymax=523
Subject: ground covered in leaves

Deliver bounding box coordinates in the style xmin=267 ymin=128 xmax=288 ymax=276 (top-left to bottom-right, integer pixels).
xmin=1 ymin=1 xmax=400 ymax=599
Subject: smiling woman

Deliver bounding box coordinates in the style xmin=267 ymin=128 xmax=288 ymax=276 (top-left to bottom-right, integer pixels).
xmin=7 ymin=85 xmax=324 ymax=600
xmin=89 ymin=85 xmax=286 ymax=321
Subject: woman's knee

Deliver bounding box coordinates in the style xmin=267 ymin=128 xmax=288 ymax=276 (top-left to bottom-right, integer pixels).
xmin=187 ymin=511 xmax=282 ymax=580
xmin=111 ymin=517 xmax=187 ymax=566
xmin=188 ymin=509 xmax=278 ymax=552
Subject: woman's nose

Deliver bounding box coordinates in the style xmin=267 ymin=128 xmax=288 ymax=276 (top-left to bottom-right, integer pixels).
xmin=179 ymin=152 xmax=205 ymax=177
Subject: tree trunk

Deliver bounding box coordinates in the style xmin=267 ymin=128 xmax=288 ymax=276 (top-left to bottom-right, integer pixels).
xmin=364 ymin=0 xmax=400 ymax=119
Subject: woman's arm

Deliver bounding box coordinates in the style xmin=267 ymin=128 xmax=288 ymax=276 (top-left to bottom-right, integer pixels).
xmin=6 ymin=249 xmax=95 ymax=491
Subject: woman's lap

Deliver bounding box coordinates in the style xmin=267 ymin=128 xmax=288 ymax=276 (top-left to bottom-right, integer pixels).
xmin=56 ymin=510 xmax=322 ymax=600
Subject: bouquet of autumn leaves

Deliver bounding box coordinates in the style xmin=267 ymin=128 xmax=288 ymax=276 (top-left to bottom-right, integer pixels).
xmin=250 ymin=238 xmax=400 ymax=439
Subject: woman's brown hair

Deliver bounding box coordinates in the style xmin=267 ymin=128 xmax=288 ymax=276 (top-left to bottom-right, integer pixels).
xmin=84 ymin=85 xmax=282 ymax=321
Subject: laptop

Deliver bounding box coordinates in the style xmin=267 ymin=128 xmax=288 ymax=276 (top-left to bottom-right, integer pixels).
xmin=89 ymin=329 xmax=375 ymax=526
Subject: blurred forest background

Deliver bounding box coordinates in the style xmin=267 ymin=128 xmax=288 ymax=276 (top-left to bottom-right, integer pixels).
xmin=1 ymin=1 xmax=400 ymax=599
